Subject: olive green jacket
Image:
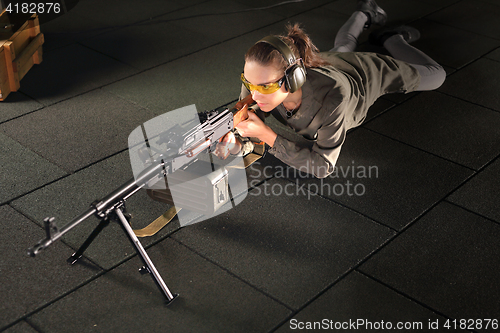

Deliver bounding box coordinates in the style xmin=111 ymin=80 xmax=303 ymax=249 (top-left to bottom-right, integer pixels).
xmin=242 ymin=51 xmax=421 ymax=178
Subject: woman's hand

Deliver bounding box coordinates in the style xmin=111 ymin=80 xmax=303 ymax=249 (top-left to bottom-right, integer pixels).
xmin=213 ymin=131 xmax=242 ymax=160
xmin=236 ymin=111 xmax=277 ymax=147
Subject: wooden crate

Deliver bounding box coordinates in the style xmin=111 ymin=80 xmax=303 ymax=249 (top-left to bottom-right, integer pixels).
xmin=0 ymin=10 xmax=44 ymax=101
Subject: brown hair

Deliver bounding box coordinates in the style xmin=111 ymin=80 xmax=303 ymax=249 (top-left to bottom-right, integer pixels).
xmin=245 ymin=23 xmax=331 ymax=70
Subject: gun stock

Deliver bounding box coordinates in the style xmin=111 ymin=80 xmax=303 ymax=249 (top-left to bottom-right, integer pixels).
xmin=231 ymin=94 xmax=255 ymax=127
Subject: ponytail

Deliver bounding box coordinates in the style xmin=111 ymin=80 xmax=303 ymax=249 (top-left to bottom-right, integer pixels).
xmin=245 ymin=23 xmax=330 ymax=70
xmin=281 ymin=23 xmax=331 ymax=68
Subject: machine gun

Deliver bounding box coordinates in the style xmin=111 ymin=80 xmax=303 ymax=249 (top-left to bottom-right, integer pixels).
xmin=28 ymin=96 xmax=255 ymax=304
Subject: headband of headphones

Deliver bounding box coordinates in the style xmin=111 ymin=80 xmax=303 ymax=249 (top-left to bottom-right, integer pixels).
xmin=256 ymin=35 xmax=306 ymax=93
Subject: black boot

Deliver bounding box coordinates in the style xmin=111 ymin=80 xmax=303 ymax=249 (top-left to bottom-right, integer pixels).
xmin=356 ymin=0 xmax=387 ymax=29
xmin=369 ymin=25 xmax=421 ymax=46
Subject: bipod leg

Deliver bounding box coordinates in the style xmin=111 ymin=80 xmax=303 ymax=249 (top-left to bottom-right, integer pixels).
xmin=67 ymin=218 xmax=110 ymax=265
xmin=114 ymin=206 xmax=178 ymax=304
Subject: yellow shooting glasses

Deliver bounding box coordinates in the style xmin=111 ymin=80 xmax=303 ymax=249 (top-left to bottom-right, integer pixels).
xmin=241 ymin=73 xmax=285 ymax=95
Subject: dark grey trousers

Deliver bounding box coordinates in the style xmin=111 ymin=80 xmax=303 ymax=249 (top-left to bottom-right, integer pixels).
xmin=330 ymin=11 xmax=445 ymax=91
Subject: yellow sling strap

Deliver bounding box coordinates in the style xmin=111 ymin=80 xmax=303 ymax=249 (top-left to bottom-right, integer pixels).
xmin=133 ymin=142 xmax=265 ymax=237
xmin=133 ymin=207 xmax=181 ymax=237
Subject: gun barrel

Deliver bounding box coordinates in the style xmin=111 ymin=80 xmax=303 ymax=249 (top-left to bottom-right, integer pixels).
xmin=29 ymin=162 xmax=166 ymax=257
xmin=28 ymin=207 xmax=96 ymax=256
xmin=95 ymin=161 xmax=168 ymax=213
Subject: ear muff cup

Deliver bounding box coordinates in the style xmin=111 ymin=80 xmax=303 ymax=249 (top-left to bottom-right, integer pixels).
xmin=284 ymin=60 xmax=306 ymax=93
xmin=256 ymin=35 xmax=306 ymax=93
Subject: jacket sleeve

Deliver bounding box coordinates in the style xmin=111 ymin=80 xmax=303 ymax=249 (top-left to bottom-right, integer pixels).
xmin=268 ymin=102 xmax=346 ymax=178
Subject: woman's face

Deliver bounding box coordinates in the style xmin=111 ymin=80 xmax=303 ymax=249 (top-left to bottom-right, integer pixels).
xmin=243 ymin=60 xmax=288 ymax=112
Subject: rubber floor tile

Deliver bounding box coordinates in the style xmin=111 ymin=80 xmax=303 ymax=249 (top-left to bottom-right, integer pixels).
xmin=439 ymin=58 xmax=500 ymax=112
xmin=173 ymin=177 xmax=395 ymax=309
xmin=485 ymin=47 xmax=500 ymax=62
xmin=80 ymin=18 xmax=219 ymax=71
xmin=101 ymin=33 xmax=260 ymax=113
xmin=0 ymin=205 xmax=100 ymax=330
xmin=233 ymin=0 xmax=334 ymax=19
xmin=19 ymin=43 xmax=138 ymax=106
xmin=157 ymin=0 xmax=285 ymax=43
xmin=2 ymin=321 xmax=38 ymax=333
xmin=72 ymin=0 xmax=207 ymax=27
xmin=27 ymin=239 xmax=291 ymax=333
xmin=0 ymin=92 xmax=43 ymax=123
xmin=359 ymin=202 xmax=500 ymax=322
xmin=288 ymin=128 xmax=473 ymax=230
xmin=36 ymin=11 xmax=111 ymax=51
xmin=408 ymin=19 xmax=500 ymax=70
xmin=268 ymin=6 xmax=350 ymax=52
xmin=0 ymin=133 xmax=67 ymax=204
xmin=0 ymin=89 xmax=153 ymax=173
xmin=365 ymin=91 xmax=500 ymax=170
xmin=448 ymin=157 xmax=500 ymax=223
xmin=427 ymin=0 xmax=500 ymax=40
xmin=274 ymin=271 xmax=444 ymax=332
xmin=326 ymin=0 xmax=442 ymax=24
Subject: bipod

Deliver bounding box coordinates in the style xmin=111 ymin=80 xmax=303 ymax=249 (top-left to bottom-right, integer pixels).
xmin=68 ymin=201 xmax=178 ymax=304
